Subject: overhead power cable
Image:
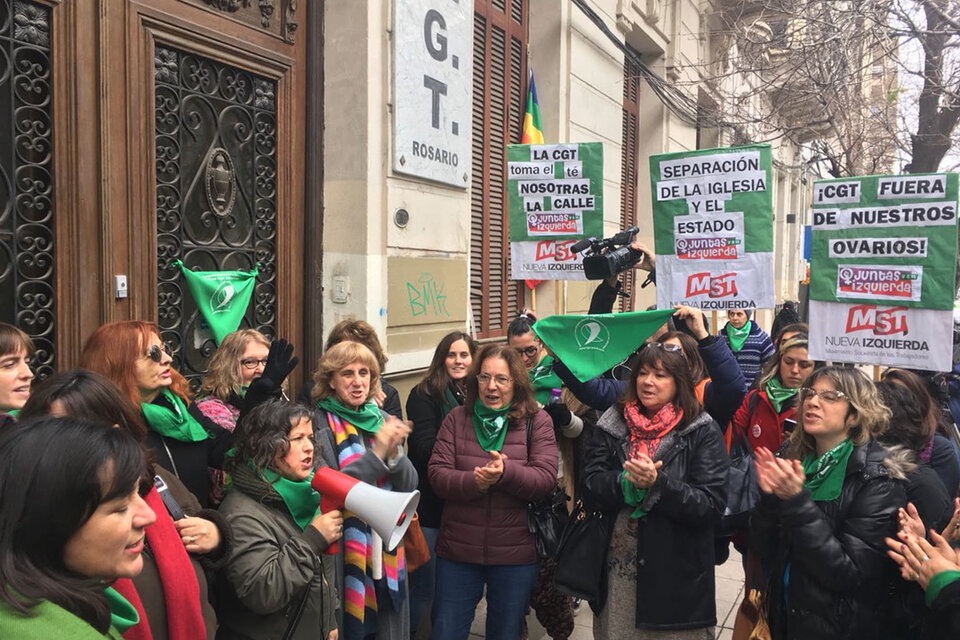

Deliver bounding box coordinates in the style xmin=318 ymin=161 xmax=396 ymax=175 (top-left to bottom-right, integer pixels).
xmin=570 ymin=0 xmax=726 ymax=128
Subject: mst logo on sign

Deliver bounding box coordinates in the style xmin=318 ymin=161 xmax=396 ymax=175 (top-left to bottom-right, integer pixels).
xmin=845 ymin=305 xmax=908 ymax=336
xmin=686 ymin=272 xmax=738 ymax=298
xmin=534 ymin=241 xmax=579 ymax=262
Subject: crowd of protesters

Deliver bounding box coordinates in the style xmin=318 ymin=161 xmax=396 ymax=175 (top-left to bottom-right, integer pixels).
xmin=2 ymin=245 xmax=960 ymax=640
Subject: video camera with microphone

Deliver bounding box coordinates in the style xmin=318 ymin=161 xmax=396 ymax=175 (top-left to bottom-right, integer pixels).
xmin=571 ymin=226 xmax=644 ymax=280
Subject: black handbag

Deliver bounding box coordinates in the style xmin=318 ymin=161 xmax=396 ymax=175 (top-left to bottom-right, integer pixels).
xmin=525 ymin=417 xmax=569 ymax=559
xmin=718 ymin=425 xmax=759 ymax=536
xmin=552 ymin=498 xmax=613 ymax=606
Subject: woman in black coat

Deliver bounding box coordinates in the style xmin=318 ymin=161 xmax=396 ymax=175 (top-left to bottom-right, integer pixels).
xmin=581 ymin=342 xmax=728 ymax=639
xmin=404 ymin=331 xmax=476 ymax=635
xmin=752 ymin=366 xmax=907 ymax=640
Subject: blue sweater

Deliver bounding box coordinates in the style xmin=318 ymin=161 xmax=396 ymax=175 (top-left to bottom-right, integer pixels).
xmin=721 ymin=320 xmax=774 ymax=388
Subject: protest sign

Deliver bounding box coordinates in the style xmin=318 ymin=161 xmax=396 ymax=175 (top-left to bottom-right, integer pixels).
xmin=649 ymin=145 xmax=774 ymax=310
xmin=808 ymin=173 xmax=959 ymax=371
xmin=508 ymin=143 xmax=602 ymax=280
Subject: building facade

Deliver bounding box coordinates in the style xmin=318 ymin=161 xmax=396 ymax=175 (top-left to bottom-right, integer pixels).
xmin=0 ymin=0 xmax=809 ymax=395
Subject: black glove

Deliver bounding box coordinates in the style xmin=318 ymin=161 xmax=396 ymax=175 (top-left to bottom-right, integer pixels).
xmin=240 ymin=338 xmax=299 ymax=414
xmin=261 ymin=338 xmax=299 ymax=386
xmin=543 ymin=402 xmax=572 ymax=429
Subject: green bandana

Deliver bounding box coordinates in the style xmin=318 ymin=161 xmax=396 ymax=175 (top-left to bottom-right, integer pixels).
xmin=529 ymin=355 xmax=564 ymax=405
xmin=925 ymin=570 xmax=960 ymax=607
xmin=802 ymin=439 xmax=854 ymax=501
xmin=725 ymin=322 xmax=751 ymax=353
xmin=315 ymin=396 xmax=384 ymax=433
xmin=176 ymin=260 xmax=258 ymax=346
xmin=764 ymin=376 xmax=799 ymax=413
xmin=258 ymin=462 xmax=320 ymax=530
xmin=103 ymin=587 xmax=139 ymax=634
xmin=471 ymin=400 xmax=512 ymax=452
xmin=141 ymin=390 xmax=211 ymax=442
xmin=440 ymin=385 xmax=461 ymax=419
xmin=533 ymin=309 xmax=677 ymax=382
xmin=621 ymin=471 xmax=648 ymax=519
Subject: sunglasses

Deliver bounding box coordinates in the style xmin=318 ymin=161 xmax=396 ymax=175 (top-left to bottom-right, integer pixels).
xmin=145 ymin=344 xmax=170 ymax=363
xmin=644 ymin=341 xmax=683 ymax=353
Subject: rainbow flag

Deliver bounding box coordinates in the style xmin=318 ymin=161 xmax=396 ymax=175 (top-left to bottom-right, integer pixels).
xmin=521 ymin=70 xmax=544 ymax=144
xmin=522 ymin=70 xmax=544 ymax=289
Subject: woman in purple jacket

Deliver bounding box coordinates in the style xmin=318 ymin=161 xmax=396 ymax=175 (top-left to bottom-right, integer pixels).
xmin=428 ymin=344 xmax=558 ymax=640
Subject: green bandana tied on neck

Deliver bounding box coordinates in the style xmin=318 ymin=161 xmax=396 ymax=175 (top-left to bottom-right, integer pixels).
xmin=141 ymin=390 xmax=211 ymax=442
xmin=802 ymin=439 xmax=854 ymax=501
xmin=104 ymin=587 xmax=139 ymax=634
xmin=764 ymin=376 xmax=800 ymax=413
xmin=529 ymin=355 xmax=564 ymax=405
xmin=315 ymin=396 xmax=384 ymax=433
xmin=257 ymin=462 xmax=320 ymax=530
xmin=471 ymin=400 xmax=512 ymax=452
xmin=440 ymin=384 xmax=461 ymax=419
xmin=725 ymin=322 xmax=751 ymax=353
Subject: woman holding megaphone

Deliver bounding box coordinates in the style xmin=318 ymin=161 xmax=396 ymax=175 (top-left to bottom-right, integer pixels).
xmin=310 ymin=341 xmax=419 ymax=640
xmin=428 ymin=344 xmax=558 ymax=640
xmin=217 ymin=400 xmax=341 ymax=640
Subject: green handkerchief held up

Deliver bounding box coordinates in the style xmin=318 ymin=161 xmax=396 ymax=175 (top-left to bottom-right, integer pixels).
xmin=533 ymin=308 xmax=676 ymax=382
xmin=176 ymin=260 xmax=258 ymax=345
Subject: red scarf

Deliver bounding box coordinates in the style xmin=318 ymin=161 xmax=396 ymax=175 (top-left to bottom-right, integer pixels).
xmin=624 ymin=400 xmax=682 ymax=460
xmin=112 ymin=486 xmax=205 ymax=640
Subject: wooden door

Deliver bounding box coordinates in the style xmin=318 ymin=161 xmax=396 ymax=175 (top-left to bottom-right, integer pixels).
xmin=6 ymin=0 xmax=315 ymax=382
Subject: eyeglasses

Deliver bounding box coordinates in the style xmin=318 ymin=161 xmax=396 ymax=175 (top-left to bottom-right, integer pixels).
xmin=144 ymin=344 xmax=170 ymax=363
xmin=240 ymin=358 xmax=269 ymax=370
xmin=514 ymin=345 xmax=540 ymax=358
xmin=799 ymin=387 xmax=848 ymax=403
xmin=644 ymin=342 xmax=683 ymax=353
xmin=477 ymin=373 xmax=513 ymax=388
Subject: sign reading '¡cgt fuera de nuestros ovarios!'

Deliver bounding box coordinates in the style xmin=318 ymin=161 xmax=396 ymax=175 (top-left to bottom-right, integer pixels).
xmin=808 ymin=172 xmax=959 ymax=372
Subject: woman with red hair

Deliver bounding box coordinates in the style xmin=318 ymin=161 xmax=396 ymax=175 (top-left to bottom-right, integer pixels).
xmin=81 ymin=321 xmax=234 ymax=508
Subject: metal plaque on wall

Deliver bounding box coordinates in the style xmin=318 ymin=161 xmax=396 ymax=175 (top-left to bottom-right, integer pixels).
xmin=393 ymin=0 xmax=473 ymax=188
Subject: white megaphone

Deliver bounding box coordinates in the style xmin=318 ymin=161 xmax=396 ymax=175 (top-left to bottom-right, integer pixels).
xmin=311 ymin=466 xmax=420 ymax=554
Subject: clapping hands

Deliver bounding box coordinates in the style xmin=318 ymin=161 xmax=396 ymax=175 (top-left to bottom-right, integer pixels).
xmin=475 ymin=450 xmax=507 ymax=491
xmin=623 ymin=454 xmax=662 ymax=489
xmin=754 ymin=447 xmax=805 ymax=500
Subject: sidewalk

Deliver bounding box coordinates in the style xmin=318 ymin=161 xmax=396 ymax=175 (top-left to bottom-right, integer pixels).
xmin=467 ymin=547 xmax=745 ymax=639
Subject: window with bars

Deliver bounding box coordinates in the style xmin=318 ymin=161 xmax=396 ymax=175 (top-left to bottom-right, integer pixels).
xmin=619 ymin=49 xmax=642 ymax=312
xmin=470 ymin=0 xmax=526 ymax=338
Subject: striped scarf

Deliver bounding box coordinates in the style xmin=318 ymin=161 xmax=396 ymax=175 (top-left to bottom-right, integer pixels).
xmin=325 ymin=410 xmax=406 ymax=638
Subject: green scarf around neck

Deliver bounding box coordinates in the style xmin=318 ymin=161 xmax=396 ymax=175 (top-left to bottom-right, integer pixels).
xmin=315 ymin=396 xmax=384 ymax=433
xmin=141 ymin=389 xmax=211 ymax=442
xmin=529 ymin=355 xmax=564 ymax=405
xmin=802 ymin=438 xmax=854 ymax=501
xmin=471 ymin=399 xmax=512 ymax=452
xmin=103 ymin=587 xmax=139 ymax=634
xmin=257 ymin=462 xmax=320 ymax=530
xmin=725 ymin=322 xmax=751 ymax=353
xmin=764 ymin=376 xmax=800 ymax=413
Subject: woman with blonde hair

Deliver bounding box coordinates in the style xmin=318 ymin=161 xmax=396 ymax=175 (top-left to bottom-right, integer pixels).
xmin=751 ymin=366 xmax=907 ymax=639
xmin=310 ymin=341 xmax=417 ymax=640
xmin=197 ymin=329 xmax=273 ymax=504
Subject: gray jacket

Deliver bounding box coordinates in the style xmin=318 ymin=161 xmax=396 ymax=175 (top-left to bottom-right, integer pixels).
xmin=216 ymin=462 xmax=338 ymax=640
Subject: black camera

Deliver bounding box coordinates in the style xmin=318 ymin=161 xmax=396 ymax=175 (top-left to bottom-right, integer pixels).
xmin=571 ymin=226 xmax=644 ymax=280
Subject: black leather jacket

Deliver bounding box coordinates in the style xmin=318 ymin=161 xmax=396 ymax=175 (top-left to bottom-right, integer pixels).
xmin=751 ymin=439 xmax=907 ymax=640
xmin=582 ymin=408 xmax=729 ymax=630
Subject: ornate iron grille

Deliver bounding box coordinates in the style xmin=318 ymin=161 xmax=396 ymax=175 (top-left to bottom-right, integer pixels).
xmin=0 ymin=0 xmax=55 ymax=380
xmin=155 ymin=45 xmax=277 ymax=390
